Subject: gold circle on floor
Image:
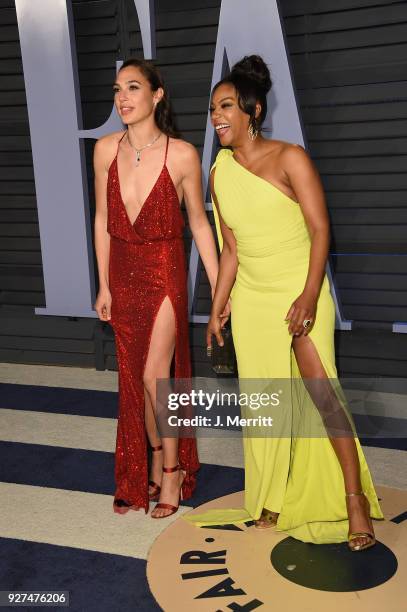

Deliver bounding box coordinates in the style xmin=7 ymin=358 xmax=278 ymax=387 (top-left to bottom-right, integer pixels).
xmin=147 ymin=485 xmax=406 ymax=612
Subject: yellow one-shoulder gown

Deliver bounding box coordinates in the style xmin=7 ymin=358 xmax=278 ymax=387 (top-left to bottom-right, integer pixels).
xmin=185 ymin=148 xmax=383 ymax=544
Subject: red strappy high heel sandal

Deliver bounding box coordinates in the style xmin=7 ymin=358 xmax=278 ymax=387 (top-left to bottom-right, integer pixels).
xmin=151 ymin=464 xmax=185 ymax=519
xmin=149 ymin=444 xmax=163 ymax=501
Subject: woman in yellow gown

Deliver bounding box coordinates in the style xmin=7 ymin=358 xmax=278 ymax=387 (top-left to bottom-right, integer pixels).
xmin=185 ymin=56 xmax=383 ymax=550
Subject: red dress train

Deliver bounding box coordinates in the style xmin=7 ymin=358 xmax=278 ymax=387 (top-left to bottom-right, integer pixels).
xmin=106 ymin=133 xmax=199 ymax=512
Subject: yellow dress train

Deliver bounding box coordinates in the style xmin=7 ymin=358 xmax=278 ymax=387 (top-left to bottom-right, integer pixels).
xmin=185 ymin=148 xmax=383 ymax=544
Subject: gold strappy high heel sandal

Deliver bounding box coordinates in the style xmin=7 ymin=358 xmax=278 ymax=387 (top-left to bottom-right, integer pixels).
xmin=254 ymin=508 xmax=279 ymax=530
xmin=346 ymin=492 xmax=376 ymax=551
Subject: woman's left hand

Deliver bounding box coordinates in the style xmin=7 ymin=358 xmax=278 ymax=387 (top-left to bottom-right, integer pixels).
xmin=285 ymin=290 xmax=317 ymax=336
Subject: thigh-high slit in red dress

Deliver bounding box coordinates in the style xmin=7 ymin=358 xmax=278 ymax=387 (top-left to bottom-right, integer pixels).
xmin=106 ymin=133 xmax=199 ymax=512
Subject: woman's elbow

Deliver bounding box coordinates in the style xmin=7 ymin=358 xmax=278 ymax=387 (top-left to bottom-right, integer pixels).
xmin=310 ymin=222 xmax=330 ymax=242
xmin=221 ymin=241 xmax=237 ymax=263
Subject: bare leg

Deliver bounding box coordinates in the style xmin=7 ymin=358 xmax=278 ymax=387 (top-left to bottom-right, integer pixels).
xmin=145 ymin=389 xmax=163 ymax=495
xmin=292 ymin=334 xmax=375 ymax=549
xmin=142 ymin=297 xmax=184 ymax=518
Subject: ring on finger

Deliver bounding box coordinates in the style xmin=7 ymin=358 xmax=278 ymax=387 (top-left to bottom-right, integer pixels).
xmin=303 ymin=319 xmax=312 ymax=329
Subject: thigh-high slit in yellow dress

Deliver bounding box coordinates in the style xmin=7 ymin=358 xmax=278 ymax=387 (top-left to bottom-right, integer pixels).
xmin=185 ymin=148 xmax=383 ymax=544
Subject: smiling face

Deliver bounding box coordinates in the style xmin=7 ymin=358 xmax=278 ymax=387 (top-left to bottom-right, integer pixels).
xmin=113 ymin=65 xmax=163 ymax=126
xmin=210 ymin=82 xmax=259 ymax=147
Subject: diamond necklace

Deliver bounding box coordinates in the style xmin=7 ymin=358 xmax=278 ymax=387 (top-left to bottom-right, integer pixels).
xmin=126 ymin=130 xmax=162 ymax=166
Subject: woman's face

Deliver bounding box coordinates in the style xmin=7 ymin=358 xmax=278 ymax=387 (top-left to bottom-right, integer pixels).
xmin=113 ymin=66 xmax=162 ymax=126
xmin=210 ymin=83 xmax=252 ymax=147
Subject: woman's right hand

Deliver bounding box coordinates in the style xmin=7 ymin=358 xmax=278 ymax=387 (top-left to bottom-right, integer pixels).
xmin=219 ymin=298 xmax=231 ymax=327
xmin=94 ymin=287 xmax=112 ymax=321
xmin=206 ymin=312 xmax=224 ymax=355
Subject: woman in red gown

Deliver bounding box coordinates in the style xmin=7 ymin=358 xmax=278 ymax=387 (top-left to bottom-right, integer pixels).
xmin=93 ymin=59 xmax=220 ymax=518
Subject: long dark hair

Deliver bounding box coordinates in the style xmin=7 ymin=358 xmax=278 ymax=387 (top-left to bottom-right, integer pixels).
xmin=119 ymin=58 xmax=179 ymax=138
xmin=213 ymin=55 xmax=272 ymax=134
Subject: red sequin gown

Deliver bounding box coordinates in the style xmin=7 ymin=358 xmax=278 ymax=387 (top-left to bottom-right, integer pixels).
xmin=106 ymin=133 xmax=200 ymax=512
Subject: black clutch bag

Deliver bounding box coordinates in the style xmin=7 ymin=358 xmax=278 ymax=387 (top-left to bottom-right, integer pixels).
xmin=210 ymin=324 xmax=237 ymax=375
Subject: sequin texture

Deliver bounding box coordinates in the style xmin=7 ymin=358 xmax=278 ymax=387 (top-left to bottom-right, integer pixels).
xmin=107 ymin=135 xmax=200 ymax=512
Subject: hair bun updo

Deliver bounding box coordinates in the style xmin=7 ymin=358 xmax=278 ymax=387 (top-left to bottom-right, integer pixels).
xmin=230 ymin=55 xmax=272 ymax=95
xmin=212 ymin=54 xmax=271 ymax=131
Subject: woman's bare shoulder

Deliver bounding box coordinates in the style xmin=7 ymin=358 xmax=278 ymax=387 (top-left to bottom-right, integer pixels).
xmin=95 ymin=130 xmax=125 ymax=151
xmin=264 ymin=138 xmax=304 ymax=155
xmin=275 ymin=141 xmax=318 ymax=182
xmin=169 ymin=137 xmax=200 ymax=161
xmin=94 ymin=131 xmax=126 ymax=169
xmin=266 ymin=139 xmax=309 ymax=167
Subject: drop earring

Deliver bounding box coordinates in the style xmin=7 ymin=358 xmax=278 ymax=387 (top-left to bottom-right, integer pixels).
xmin=248 ymin=121 xmax=258 ymax=141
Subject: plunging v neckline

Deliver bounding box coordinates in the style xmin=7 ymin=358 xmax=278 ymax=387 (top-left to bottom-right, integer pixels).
xmin=114 ymin=156 xmax=167 ymax=227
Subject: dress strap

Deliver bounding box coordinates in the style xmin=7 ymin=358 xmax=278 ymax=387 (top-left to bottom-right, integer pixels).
xmin=116 ymin=131 xmax=127 ymax=156
xmin=164 ymin=135 xmax=169 ymax=165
